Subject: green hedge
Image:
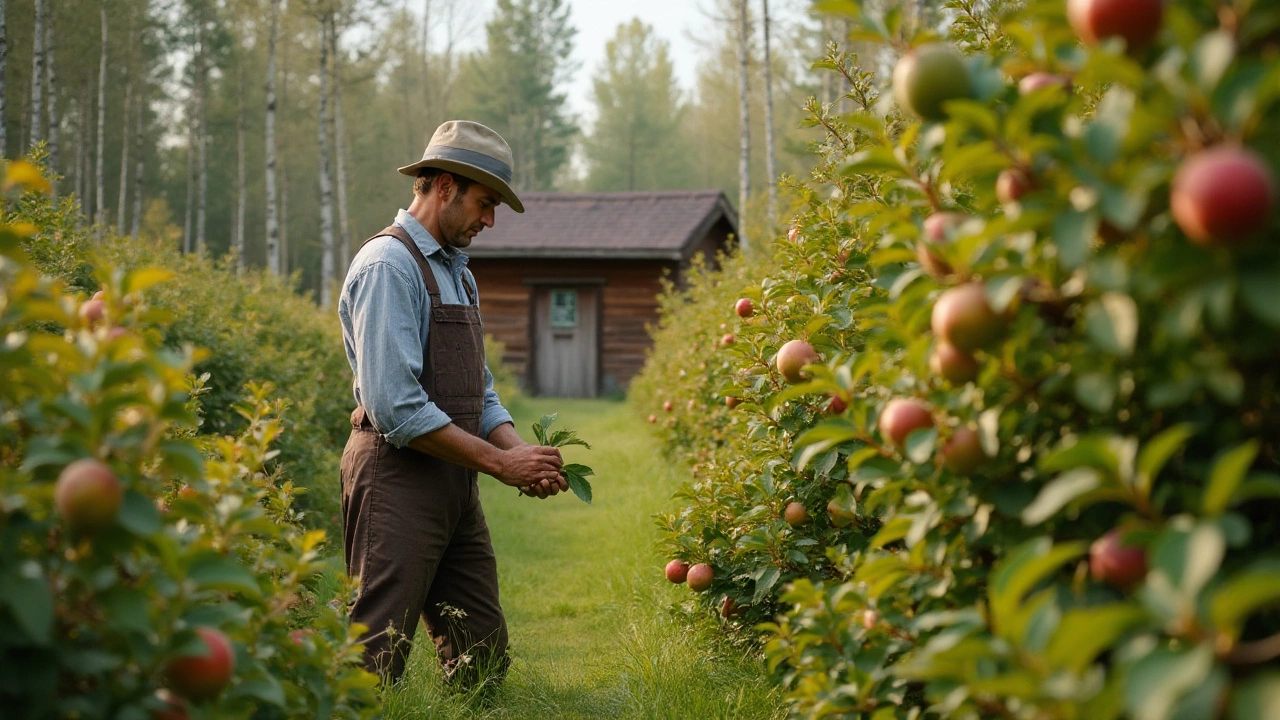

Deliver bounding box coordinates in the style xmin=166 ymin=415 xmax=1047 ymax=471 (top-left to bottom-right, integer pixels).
xmin=637 ymin=1 xmax=1280 ymax=718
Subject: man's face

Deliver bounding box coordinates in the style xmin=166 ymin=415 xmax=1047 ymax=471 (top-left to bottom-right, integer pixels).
xmin=437 ymin=181 xmax=502 ymax=249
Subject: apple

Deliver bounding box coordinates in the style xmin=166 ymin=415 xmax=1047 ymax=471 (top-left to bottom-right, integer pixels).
xmin=687 ymin=399 xmax=696 ymax=411
xmin=1018 ymin=72 xmax=1072 ymax=95
xmin=1171 ymin=147 xmax=1275 ymax=246
xmin=735 ymin=298 xmax=755 ymax=318
xmin=289 ymin=629 xmax=312 ymax=647
xmin=932 ymin=283 xmax=1005 ymax=353
xmin=80 ymin=299 xmax=106 ymax=326
xmin=917 ymin=212 xmax=966 ymax=277
xmin=151 ymin=691 xmax=189 ymax=720
xmin=892 ymin=43 xmax=972 ymax=120
xmin=720 ymin=596 xmax=742 ymax=619
xmin=721 ymin=333 xmax=735 ymax=347
xmin=1089 ymin=529 xmax=1148 ymax=589
xmin=996 ymin=168 xmax=1034 ymax=204
xmin=54 ymin=459 xmax=123 ymax=534
xmin=776 ymin=340 xmax=819 ymax=384
xmin=827 ymin=499 xmax=856 ymax=527
xmin=860 ymin=609 xmax=879 ymax=629
xmin=165 ymin=627 xmax=236 ymax=701
xmin=107 ymin=326 xmax=130 ymax=341
xmin=663 ymin=401 xmax=673 ymax=412
xmin=787 ymin=226 xmax=800 ymax=243
xmin=942 ymin=426 xmax=989 ymax=474
xmin=784 ymin=501 xmax=810 ymax=527
xmin=724 ymin=396 xmax=740 ymax=409
xmin=665 ymin=559 xmax=690 ymax=584
xmin=930 ymin=342 xmax=981 ymax=385
xmin=826 ymin=394 xmax=848 ymax=415
xmin=1067 ymin=0 xmax=1163 ymax=50
xmin=878 ymin=398 xmax=934 ymax=448
xmin=687 ymin=563 xmax=714 ymax=592
xmin=647 ymin=414 xmax=657 ymax=424
xmin=177 ymin=485 xmax=198 ymax=500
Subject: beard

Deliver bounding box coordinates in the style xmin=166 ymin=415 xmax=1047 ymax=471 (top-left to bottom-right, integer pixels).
xmin=438 ymin=192 xmax=482 ymax=248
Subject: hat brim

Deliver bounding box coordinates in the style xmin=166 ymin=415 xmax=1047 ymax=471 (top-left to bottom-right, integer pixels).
xmin=397 ymin=158 xmax=525 ymax=214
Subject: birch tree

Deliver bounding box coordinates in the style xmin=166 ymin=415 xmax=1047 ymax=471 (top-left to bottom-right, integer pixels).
xmin=761 ymin=0 xmax=777 ymax=229
xmin=264 ymin=0 xmax=281 ymax=275
xmin=317 ymin=10 xmax=336 ymax=307
xmin=116 ymin=81 xmax=131 ymax=235
xmin=330 ymin=10 xmax=351 ymax=276
xmin=94 ymin=2 xmax=107 ymax=229
xmin=234 ymin=33 xmax=246 ymax=273
xmin=195 ymin=8 xmax=208 ymax=255
xmin=0 ymin=0 xmax=7 ymax=158
xmin=30 ymin=0 xmax=44 ymax=150
xmin=44 ymin=6 xmax=58 ymax=191
xmin=736 ymin=0 xmax=751 ymax=251
xmin=130 ymin=82 xmax=143 ymax=239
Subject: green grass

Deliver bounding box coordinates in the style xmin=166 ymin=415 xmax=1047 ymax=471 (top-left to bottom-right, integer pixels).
xmin=378 ymin=397 xmax=786 ymax=720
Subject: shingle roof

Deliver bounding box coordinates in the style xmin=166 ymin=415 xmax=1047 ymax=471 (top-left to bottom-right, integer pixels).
xmin=465 ymin=190 xmax=738 ymax=261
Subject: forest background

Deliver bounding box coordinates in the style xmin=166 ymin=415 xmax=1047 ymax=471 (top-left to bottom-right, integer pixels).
xmin=0 ymin=0 xmax=885 ymax=304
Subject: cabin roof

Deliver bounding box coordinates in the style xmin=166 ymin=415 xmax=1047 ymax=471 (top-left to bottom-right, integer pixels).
xmin=464 ymin=190 xmax=739 ymax=261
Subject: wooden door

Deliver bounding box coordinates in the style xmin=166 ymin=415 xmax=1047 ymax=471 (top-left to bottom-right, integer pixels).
xmin=533 ymin=286 xmax=599 ymax=397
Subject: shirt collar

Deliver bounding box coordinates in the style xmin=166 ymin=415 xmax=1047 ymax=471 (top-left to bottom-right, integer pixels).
xmin=394 ymin=209 xmax=467 ymax=265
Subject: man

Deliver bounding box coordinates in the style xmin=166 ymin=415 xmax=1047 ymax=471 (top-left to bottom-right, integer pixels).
xmin=338 ymin=120 xmax=568 ymax=686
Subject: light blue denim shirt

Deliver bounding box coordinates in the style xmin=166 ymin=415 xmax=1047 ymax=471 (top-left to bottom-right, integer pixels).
xmin=338 ymin=209 xmax=514 ymax=447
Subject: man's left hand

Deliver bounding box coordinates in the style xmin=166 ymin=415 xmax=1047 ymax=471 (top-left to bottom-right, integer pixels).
xmin=520 ymin=472 xmax=568 ymax=499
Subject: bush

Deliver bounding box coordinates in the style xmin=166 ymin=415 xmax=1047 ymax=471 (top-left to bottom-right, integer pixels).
xmin=0 ymin=162 xmax=379 ymax=718
xmin=638 ymin=1 xmax=1280 ymax=717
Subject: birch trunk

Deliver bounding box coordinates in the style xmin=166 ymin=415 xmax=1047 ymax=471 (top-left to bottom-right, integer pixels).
xmin=736 ymin=0 xmax=751 ymax=252
xmin=44 ymin=7 xmax=58 ymax=191
xmin=94 ymin=3 xmax=107 ymax=229
xmin=235 ymin=49 xmax=246 ymax=273
xmin=131 ymin=80 xmax=143 ymax=239
xmin=183 ymin=117 xmax=194 ymax=253
xmin=195 ymin=17 xmax=208 ymax=255
xmin=29 ymin=0 xmax=43 ymax=150
xmin=116 ymin=81 xmax=131 ymax=236
xmin=762 ymin=0 xmax=777 ymax=229
xmin=264 ymin=0 xmax=281 ymax=275
xmin=279 ymin=16 xmax=290 ymax=276
xmin=0 ymin=0 xmax=7 ymax=157
xmin=317 ymin=12 xmax=336 ymax=307
xmin=330 ymin=16 xmax=351 ymax=275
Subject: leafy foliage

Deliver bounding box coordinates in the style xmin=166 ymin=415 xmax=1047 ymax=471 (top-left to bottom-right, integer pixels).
xmin=0 ymin=161 xmax=379 ymax=717
xmin=532 ymin=413 xmax=595 ymax=504
xmin=637 ymin=0 xmax=1280 ymax=717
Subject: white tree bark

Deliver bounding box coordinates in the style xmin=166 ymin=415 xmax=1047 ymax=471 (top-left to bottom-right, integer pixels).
xmin=279 ymin=13 xmax=290 ymax=276
xmin=0 ymin=0 xmax=8 ymax=157
xmin=116 ymin=81 xmax=131 ymax=236
xmin=131 ymin=79 xmax=144 ymax=239
xmin=762 ymin=0 xmax=777 ymax=229
xmin=264 ymin=0 xmax=281 ymax=275
xmin=330 ymin=14 xmax=351 ymax=276
xmin=44 ymin=6 xmax=58 ymax=191
xmin=195 ymin=15 xmax=208 ymax=255
xmin=235 ymin=46 xmax=246 ymax=273
xmin=736 ymin=0 xmax=751 ymax=252
xmin=94 ymin=3 xmax=107 ymax=229
xmin=317 ymin=12 xmax=335 ymax=307
xmin=29 ymin=0 xmax=44 ymax=151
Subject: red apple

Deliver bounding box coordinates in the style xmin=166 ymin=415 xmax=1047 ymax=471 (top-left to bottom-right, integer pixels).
xmin=724 ymin=396 xmax=740 ymax=409
xmin=151 ymin=691 xmax=189 ymax=720
xmin=1018 ymin=72 xmax=1072 ymax=95
xmin=665 ymin=559 xmax=690 ymax=584
xmin=177 ymin=485 xmax=198 ymax=500
xmin=687 ymin=563 xmax=714 ymax=592
xmin=735 ymin=298 xmax=755 ymax=318
xmin=917 ymin=212 xmax=966 ymax=277
xmin=721 ymin=333 xmax=735 ymax=347
xmin=647 ymin=414 xmax=657 ymax=424
xmin=784 ymin=501 xmax=810 ymax=527
xmin=932 ymin=283 xmax=1005 ymax=353
xmin=1067 ymin=0 xmax=1163 ymax=50
xmin=107 ymin=326 xmax=130 ymax=341
xmin=1171 ymin=147 xmax=1275 ymax=246
xmin=720 ymin=596 xmax=741 ymax=618
xmin=80 ymin=299 xmax=106 ymax=326
xmin=942 ymin=426 xmax=989 ymax=474
xmin=776 ymin=340 xmax=820 ymax=384
xmin=165 ymin=627 xmax=236 ymax=701
xmin=930 ymin=342 xmax=981 ymax=385
xmin=997 ymin=168 xmax=1034 ymax=204
xmin=663 ymin=401 xmax=673 ymax=413
xmin=826 ymin=395 xmax=848 ymax=415
xmin=54 ymin=459 xmax=123 ymax=534
xmin=878 ymin=398 xmax=935 ymax=448
xmin=892 ymin=43 xmax=973 ymax=120
xmin=289 ymin=629 xmax=312 ymax=647
xmin=787 ymin=226 xmax=800 ymax=243
xmin=1089 ymin=529 xmax=1148 ymax=589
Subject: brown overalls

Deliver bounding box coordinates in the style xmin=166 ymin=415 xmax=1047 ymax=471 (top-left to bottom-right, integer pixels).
xmin=340 ymin=226 xmax=508 ymax=685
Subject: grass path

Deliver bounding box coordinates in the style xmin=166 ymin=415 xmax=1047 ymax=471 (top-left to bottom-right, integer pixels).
xmin=379 ymin=398 xmax=785 ymax=720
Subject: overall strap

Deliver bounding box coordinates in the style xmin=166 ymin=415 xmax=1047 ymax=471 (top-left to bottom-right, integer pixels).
xmin=366 ymin=225 xmax=475 ymax=305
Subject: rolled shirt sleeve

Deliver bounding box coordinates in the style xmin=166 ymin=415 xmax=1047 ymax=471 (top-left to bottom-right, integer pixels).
xmin=480 ymin=363 xmax=515 ymax=440
xmin=342 ymin=259 xmax=453 ymax=447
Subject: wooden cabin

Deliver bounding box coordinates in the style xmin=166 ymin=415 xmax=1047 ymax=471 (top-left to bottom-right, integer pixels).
xmin=467 ymin=190 xmax=739 ymax=397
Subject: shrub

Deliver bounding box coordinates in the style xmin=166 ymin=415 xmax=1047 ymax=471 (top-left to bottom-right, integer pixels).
xmin=0 ymin=162 xmax=379 ymax=718
xmin=638 ymin=1 xmax=1280 ymax=717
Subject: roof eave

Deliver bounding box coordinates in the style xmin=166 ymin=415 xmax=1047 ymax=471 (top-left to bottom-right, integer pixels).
xmin=466 ymin=248 xmax=684 ymax=261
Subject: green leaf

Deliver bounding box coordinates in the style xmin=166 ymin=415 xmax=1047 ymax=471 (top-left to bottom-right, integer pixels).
xmin=1240 ymin=268 xmax=1280 ymax=327
xmin=903 ymin=426 xmax=937 ymax=465
xmin=1054 ymin=210 xmax=1097 ymax=270
xmin=118 ymin=489 xmax=162 ymax=536
xmin=0 ymin=566 xmax=53 ymax=644
xmin=1192 ymin=30 xmax=1235 ymax=92
xmin=187 ymin=553 xmax=263 ymax=599
xmin=753 ymin=566 xmax=781 ymax=604
xmin=1021 ymin=468 xmax=1102 ymax=525
xmin=532 ymin=413 xmax=558 ymax=445
xmin=1124 ymin=645 xmax=1214 ymax=720
xmin=1074 ymin=372 xmax=1116 ymax=413
xmin=1045 ymin=604 xmax=1147 ymax=673
xmin=841 ymin=147 xmax=903 ymax=175
xmin=793 ymin=421 xmax=861 ymax=471
xmin=1231 ymin=672 xmax=1280 ymax=720
xmin=1210 ymin=561 xmax=1280 ymax=637
xmin=563 ymin=463 xmax=594 ymax=504
xmin=1085 ymin=293 xmax=1138 ymax=357
xmin=226 ymin=675 xmax=287 ymax=706
xmin=989 ymin=538 xmax=1086 ymax=629
xmin=1136 ymin=424 xmax=1195 ymax=498
xmin=1204 ymin=441 xmax=1259 ymax=515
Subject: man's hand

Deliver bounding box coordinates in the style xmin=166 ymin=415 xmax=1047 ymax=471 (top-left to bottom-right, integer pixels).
xmin=495 ymin=445 xmax=567 ymax=499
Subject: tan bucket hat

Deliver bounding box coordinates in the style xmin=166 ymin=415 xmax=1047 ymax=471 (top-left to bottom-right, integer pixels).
xmin=397 ymin=120 xmax=525 ymax=213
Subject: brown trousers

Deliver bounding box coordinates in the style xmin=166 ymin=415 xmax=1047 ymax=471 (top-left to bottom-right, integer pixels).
xmin=340 ymin=409 xmax=508 ymax=684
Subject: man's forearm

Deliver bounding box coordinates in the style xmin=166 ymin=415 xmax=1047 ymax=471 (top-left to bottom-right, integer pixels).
xmin=406 ymin=423 xmax=504 ymax=475
xmin=486 ymin=421 xmax=525 ymax=451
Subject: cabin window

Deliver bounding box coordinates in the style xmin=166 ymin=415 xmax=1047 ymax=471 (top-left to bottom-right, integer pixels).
xmin=550 ymin=289 xmax=578 ymax=329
